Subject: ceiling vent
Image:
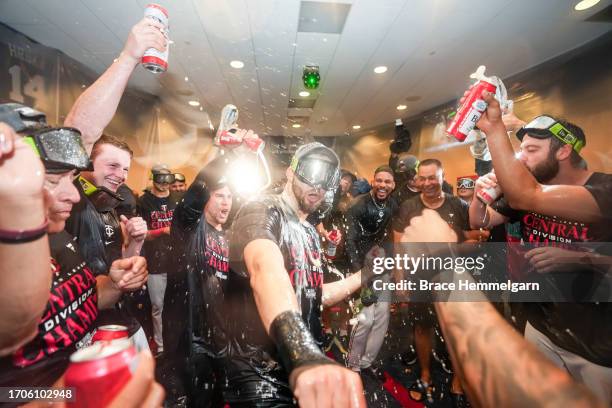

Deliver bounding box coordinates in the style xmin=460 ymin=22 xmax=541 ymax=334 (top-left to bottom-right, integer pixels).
xmin=298 ymin=1 xmax=351 ymax=34
xmin=288 ymin=98 xmax=317 ymax=109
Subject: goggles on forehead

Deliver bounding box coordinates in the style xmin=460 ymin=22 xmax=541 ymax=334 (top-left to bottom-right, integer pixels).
xmin=23 ymin=127 xmax=92 ymax=173
xmin=516 ymin=115 xmax=584 ymax=154
xmin=173 ymin=173 xmax=186 ymax=182
xmin=457 ymin=178 xmax=475 ymax=189
xmin=153 ymin=173 xmax=175 ymax=184
xmin=291 ymin=157 xmax=339 ymax=191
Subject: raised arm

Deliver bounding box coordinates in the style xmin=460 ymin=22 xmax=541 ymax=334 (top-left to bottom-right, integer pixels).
xmin=64 ymin=18 xmax=166 ymax=153
xmin=0 ymin=123 xmax=51 ymax=356
xmin=476 ymin=92 xmax=602 ymax=223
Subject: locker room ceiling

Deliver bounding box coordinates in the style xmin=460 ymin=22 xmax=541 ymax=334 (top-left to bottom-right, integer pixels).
xmin=1 ymin=0 xmax=611 ymax=137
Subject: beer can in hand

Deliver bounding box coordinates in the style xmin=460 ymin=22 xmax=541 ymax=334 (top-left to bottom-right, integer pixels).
xmin=65 ymin=338 xmax=138 ymax=408
xmin=447 ymin=79 xmax=497 ymax=142
xmin=91 ymin=325 xmax=129 ymax=344
xmin=141 ymin=4 xmax=169 ymax=74
xmin=476 ymin=184 xmax=502 ymax=205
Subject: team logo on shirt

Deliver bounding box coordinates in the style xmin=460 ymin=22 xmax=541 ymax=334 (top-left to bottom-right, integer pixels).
xmin=104 ymin=224 xmax=114 ymax=238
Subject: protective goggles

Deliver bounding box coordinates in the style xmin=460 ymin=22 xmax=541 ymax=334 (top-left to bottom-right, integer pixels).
xmin=516 ymin=115 xmax=584 ymax=153
xmin=153 ymin=173 xmax=175 ymax=184
xmin=173 ymin=173 xmax=186 ymax=182
xmin=457 ymin=178 xmax=475 ymax=189
xmin=291 ymin=157 xmax=339 ymax=191
xmin=23 ymin=127 xmax=92 ymax=173
xmin=78 ymin=176 xmax=123 ymax=211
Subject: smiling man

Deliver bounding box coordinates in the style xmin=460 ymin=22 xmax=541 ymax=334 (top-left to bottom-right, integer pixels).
xmin=392 ymin=158 xmax=471 ymax=405
xmin=345 ymin=165 xmax=397 ymax=378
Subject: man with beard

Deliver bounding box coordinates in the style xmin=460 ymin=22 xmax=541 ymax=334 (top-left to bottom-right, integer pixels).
xmin=224 ymin=142 xmax=366 ymax=407
xmin=392 ymin=159 xmax=470 ymax=406
xmin=345 ymin=166 xmax=397 ymax=377
xmin=137 ymin=165 xmax=180 ymax=355
xmin=162 ymin=130 xmax=254 ymax=407
xmin=469 ymin=100 xmax=612 ymax=403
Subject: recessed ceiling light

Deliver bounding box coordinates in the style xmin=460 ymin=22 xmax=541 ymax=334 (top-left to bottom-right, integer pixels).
xmin=373 ymin=66 xmax=387 ymax=74
xmin=188 ymin=100 xmax=200 ymax=107
xmin=230 ymin=60 xmax=244 ymax=69
xmin=574 ymin=0 xmax=600 ymax=10
xmin=299 ymin=91 xmax=310 ymax=97
xmin=292 ymin=123 xmax=301 ymax=128
xmin=352 ymin=125 xmax=361 ymax=130
xmin=397 ymin=104 xmax=407 ymax=110
xmin=184 ymin=76 xmax=189 ymax=82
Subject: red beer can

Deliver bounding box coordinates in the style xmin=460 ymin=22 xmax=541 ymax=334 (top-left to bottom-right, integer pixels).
xmin=216 ymin=129 xmax=243 ymax=147
xmin=476 ymin=185 xmax=502 ymax=205
xmin=92 ymin=324 xmax=129 ymax=343
xmin=244 ymin=136 xmax=265 ymax=153
xmin=447 ymin=79 xmax=497 ymax=142
xmin=65 ymin=339 xmax=137 ymax=408
xmin=141 ymin=4 xmax=169 ymax=74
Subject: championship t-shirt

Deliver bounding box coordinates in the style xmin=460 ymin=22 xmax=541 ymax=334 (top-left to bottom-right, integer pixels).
xmin=0 ymin=231 xmax=98 ymax=392
xmin=224 ymin=195 xmax=325 ymax=403
xmin=495 ymin=172 xmax=612 ymax=366
xmin=137 ymin=191 xmax=179 ymax=274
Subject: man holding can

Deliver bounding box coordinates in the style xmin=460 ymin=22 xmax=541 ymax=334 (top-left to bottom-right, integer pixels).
xmin=469 ymin=92 xmax=612 ymax=404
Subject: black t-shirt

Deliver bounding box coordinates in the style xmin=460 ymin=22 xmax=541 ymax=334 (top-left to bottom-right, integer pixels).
xmin=344 ymin=193 xmax=398 ymax=272
xmin=115 ymin=184 xmax=139 ymax=219
xmin=393 ymin=193 xmax=470 ymax=241
xmin=495 ymin=172 xmax=612 ymax=366
xmin=164 ymin=221 xmax=230 ymax=358
xmin=65 ymin=181 xmax=140 ymax=336
xmin=137 ymin=191 xmax=179 ymax=274
xmin=65 ymin=181 xmax=122 ymax=276
xmin=224 ymin=195 xmax=325 ymax=403
xmin=0 ymin=231 xmax=98 ymax=394
xmin=391 ymin=184 xmax=420 ymax=208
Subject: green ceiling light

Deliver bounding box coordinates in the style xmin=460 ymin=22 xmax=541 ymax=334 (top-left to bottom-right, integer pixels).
xmin=303 ymin=65 xmax=320 ymax=89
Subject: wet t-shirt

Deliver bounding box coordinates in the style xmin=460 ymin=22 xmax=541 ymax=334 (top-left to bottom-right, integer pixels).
xmin=0 ymin=231 xmax=98 ymax=394
xmin=495 ymin=172 xmax=612 ymax=366
xmin=393 ymin=193 xmax=469 ymax=240
xmin=225 ymin=195 xmax=325 ymax=403
xmin=137 ymin=191 xmax=179 ymax=274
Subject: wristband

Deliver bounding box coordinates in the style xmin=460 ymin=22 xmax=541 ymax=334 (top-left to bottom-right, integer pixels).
xmin=270 ymin=310 xmax=337 ymax=375
xmin=0 ymin=218 xmax=48 ymax=244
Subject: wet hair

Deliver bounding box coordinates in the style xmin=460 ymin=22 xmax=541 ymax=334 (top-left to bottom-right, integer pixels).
xmin=418 ymin=158 xmax=443 ymax=170
xmin=548 ymin=119 xmax=587 ymax=169
xmin=90 ymin=134 xmax=134 ymax=161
